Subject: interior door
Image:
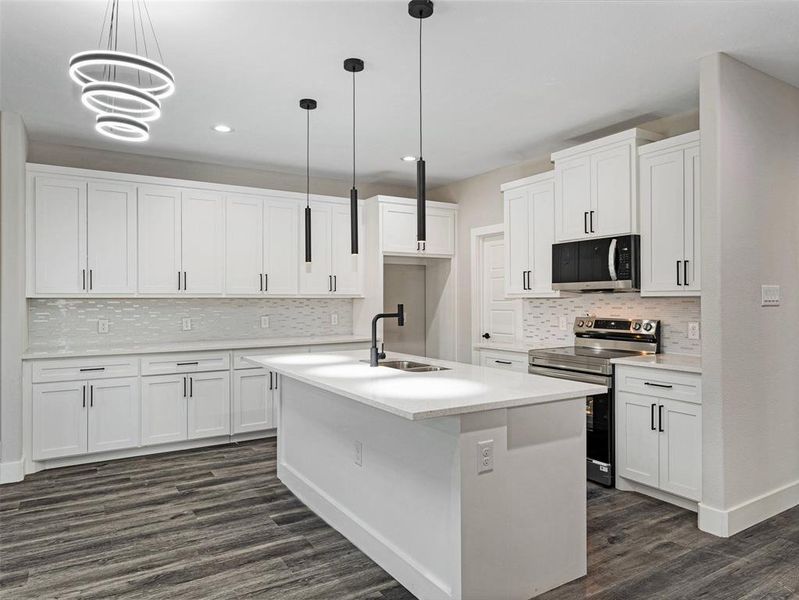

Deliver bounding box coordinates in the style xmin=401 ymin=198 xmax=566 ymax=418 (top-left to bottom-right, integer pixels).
xmin=141 ymin=374 xmax=187 ymax=446
xmin=32 ymin=381 xmax=87 ymax=460
xmin=263 ymin=199 xmax=299 ymax=295
xmin=34 ymin=176 xmax=87 ymax=294
xmin=87 ymin=377 xmax=140 ymax=453
xmin=233 ymin=369 xmax=273 ymax=433
xmin=480 ymin=233 xmax=521 ymax=346
xmin=380 ymin=203 xmax=417 ymax=253
xmin=299 ymin=202 xmax=332 ymax=294
xmin=658 ymin=398 xmax=701 ymax=501
xmin=181 ymin=190 xmax=224 ymax=294
xmin=225 ymin=194 xmax=264 ymax=294
xmin=529 ymin=180 xmax=556 ymax=294
xmin=555 ymin=155 xmax=591 ymax=242
xmin=504 ymin=188 xmax=530 ymax=295
xmin=87 ymin=181 xmax=137 ymax=294
xmin=683 ymin=146 xmax=701 ymax=291
xmin=591 ymin=143 xmax=632 ymax=237
xmin=138 ymin=185 xmax=182 ymax=294
xmin=330 ymin=203 xmax=363 ymax=295
xmin=187 ymin=371 xmax=230 ymax=439
xmin=617 ymin=391 xmax=660 ymax=488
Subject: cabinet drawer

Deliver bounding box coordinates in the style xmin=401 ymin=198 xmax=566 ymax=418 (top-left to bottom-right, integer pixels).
xmin=141 ymin=352 xmax=230 ymax=375
xmin=479 ymin=350 xmax=529 ymax=373
xmin=615 ymin=365 xmax=701 ymax=404
xmin=32 ymin=356 xmax=139 ymax=383
xmin=233 ymin=347 xmax=307 ymax=370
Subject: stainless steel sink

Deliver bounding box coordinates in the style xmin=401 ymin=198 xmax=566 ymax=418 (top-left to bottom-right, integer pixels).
xmin=361 ymin=359 xmax=450 ymax=372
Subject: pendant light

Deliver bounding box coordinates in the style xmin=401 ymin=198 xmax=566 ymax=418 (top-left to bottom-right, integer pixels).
xmin=408 ymin=0 xmax=433 ymax=244
xmin=344 ymin=58 xmax=364 ymax=255
xmin=300 ymin=98 xmax=317 ymax=263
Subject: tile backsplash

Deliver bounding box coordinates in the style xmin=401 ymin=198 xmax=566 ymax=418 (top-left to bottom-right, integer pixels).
xmin=28 ymin=298 xmax=353 ymax=350
xmin=523 ymin=296 xmax=701 ymax=355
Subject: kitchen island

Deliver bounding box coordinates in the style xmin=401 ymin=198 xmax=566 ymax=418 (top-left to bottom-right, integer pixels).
xmin=244 ymin=350 xmax=605 ymax=600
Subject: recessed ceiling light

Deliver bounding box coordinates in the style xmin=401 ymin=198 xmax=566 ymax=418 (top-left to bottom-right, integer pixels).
xmin=402 ymin=155 xmax=416 ymax=162
xmin=213 ymin=124 xmax=233 ymax=133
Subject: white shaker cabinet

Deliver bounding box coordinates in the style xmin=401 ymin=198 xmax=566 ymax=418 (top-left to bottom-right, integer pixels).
xmin=379 ymin=198 xmax=456 ymax=256
xmin=225 ymin=194 xmax=264 ymax=294
xmin=180 ymin=190 xmax=225 ymax=294
xmin=187 ymin=371 xmax=231 ymax=439
xmin=87 ymin=377 xmax=140 ymax=453
xmin=263 ymin=199 xmax=300 ymax=295
xmin=32 ymin=380 xmax=88 ymax=460
xmin=330 ymin=203 xmax=363 ymax=295
xmin=232 ymin=369 xmax=275 ymax=433
xmin=299 ymin=201 xmax=334 ymax=294
xmin=138 ymin=185 xmax=182 ymax=294
xmin=141 ymin=374 xmax=188 ymax=446
xmin=86 ymin=182 xmax=137 ymax=293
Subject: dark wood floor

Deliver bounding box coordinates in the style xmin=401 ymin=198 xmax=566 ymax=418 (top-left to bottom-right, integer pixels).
xmin=1 ymin=439 xmax=797 ymax=600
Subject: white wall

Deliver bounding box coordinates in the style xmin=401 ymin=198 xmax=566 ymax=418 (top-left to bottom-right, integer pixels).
xmin=0 ymin=111 xmax=28 ymax=482
xmin=699 ymin=53 xmax=799 ymax=536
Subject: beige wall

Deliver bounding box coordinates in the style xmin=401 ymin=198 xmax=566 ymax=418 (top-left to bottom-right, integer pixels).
xmin=699 ymin=54 xmax=799 ymax=534
xmin=429 ymin=111 xmax=700 ymax=362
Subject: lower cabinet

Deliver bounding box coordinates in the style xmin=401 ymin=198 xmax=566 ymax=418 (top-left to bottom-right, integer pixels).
xmin=477 ymin=349 xmax=529 ymax=373
xmin=88 ymin=377 xmax=140 ymax=453
xmin=232 ymin=369 xmax=275 ymax=433
xmin=188 ymin=371 xmax=231 ymax=439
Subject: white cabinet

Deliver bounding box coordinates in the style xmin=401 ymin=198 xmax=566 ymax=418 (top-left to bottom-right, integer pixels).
xmin=180 ymin=190 xmax=225 ymax=294
xmin=87 ymin=377 xmax=140 ymax=453
xmin=330 ymin=203 xmax=363 ymax=295
xmin=379 ymin=199 xmax=455 ymax=256
xmin=615 ymin=365 xmax=702 ymax=502
xmin=233 ymin=369 xmax=275 ymax=433
xmin=187 ymin=371 xmax=230 ymax=439
xmin=138 ymin=185 xmax=182 ymax=294
xmin=639 ymin=132 xmax=701 ymax=296
xmin=552 ymin=129 xmax=662 ymax=242
xmin=263 ymin=199 xmax=300 ymax=295
xmin=87 ymin=182 xmax=137 ymax=293
xmin=477 ymin=349 xmax=529 ymax=373
xmin=502 ymin=172 xmax=558 ymax=297
xmin=141 ymin=374 xmax=187 ymax=446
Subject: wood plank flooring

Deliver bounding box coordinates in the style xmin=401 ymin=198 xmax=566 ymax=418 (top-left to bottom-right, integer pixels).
xmin=1 ymin=438 xmax=797 ymax=599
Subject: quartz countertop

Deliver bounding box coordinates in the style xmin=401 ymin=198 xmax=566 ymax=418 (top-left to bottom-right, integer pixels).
xmin=611 ymin=353 xmax=702 ymax=374
xmin=244 ymin=350 xmax=606 ymax=421
xmin=21 ymin=335 xmax=372 ymax=360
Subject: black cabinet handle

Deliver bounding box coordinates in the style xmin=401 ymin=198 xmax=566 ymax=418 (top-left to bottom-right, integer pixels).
xmin=274 ymin=373 xmax=278 ymax=389
xmin=79 ymin=367 xmax=105 ymax=372
xmin=584 ymin=212 xmax=589 ymax=234
xmin=183 ymin=376 xmax=186 ymax=398
xmin=189 ymin=377 xmax=193 ymax=398
xmin=82 ymin=384 xmax=86 ymax=408
xmin=178 ymin=271 xmax=181 ymax=291
xmin=82 ymin=269 xmax=86 ymax=291
xmin=89 ymin=385 xmax=94 ymax=407
xmin=260 ymin=273 xmax=263 ymax=292
xmin=684 ymin=260 xmax=689 ymax=286
xmin=183 ymin=271 xmax=187 ymax=291
xmin=658 ymin=404 xmax=665 ymax=432
xmin=494 ymin=360 xmax=512 ymax=365
xmin=328 ymin=275 xmax=332 ymax=292
xmin=89 ymin=269 xmax=93 ymax=290
xmin=264 ymin=273 xmax=268 ymax=292
xmin=333 ymin=275 xmax=337 ymax=292
xmin=589 ymin=211 xmax=595 ymax=233
xmin=177 ymin=361 xmax=199 ymax=366
xmin=650 ymin=403 xmax=656 ymax=431
xmin=644 ymin=382 xmax=673 ymax=389
xmin=269 ymin=371 xmax=273 ymax=390
xmin=527 ymin=270 xmax=532 ymax=290
xmin=677 ymin=260 xmax=682 ymax=286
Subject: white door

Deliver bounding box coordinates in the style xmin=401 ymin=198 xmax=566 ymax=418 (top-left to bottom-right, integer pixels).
xmin=381 ymin=203 xmax=417 ymax=253
xmin=87 ymin=377 xmax=140 ymax=453
xmin=187 ymin=371 xmax=230 ymax=439
xmin=263 ymin=199 xmax=300 ymax=295
xmin=479 ymin=233 xmax=521 ymax=346
xmin=683 ymin=146 xmax=701 ymax=291
xmin=138 ymin=185 xmax=182 ymax=294
xmin=225 ymin=194 xmax=264 ymax=294
xmin=299 ymin=202 xmax=332 ymax=295
xmin=424 ymin=208 xmax=455 ymax=255
xmin=617 ymin=391 xmax=660 ymax=488
xmin=34 ymin=176 xmax=87 ymax=294
xmin=233 ymin=369 xmax=273 ymax=433
xmin=181 ymin=190 xmax=224 ymax=294
xmin=503 ymin=188 xmax=530 ymax=295
xmin=640 ymin=149 xmax=685 ymax=293
xmin=529 ymin=180 xmax=557 ymax=295
xmin=591 ymin=143 xmax=632 ymax=237
xmin=555 ymin=155 xmax=591 ymax=242
xmin=87 ymin=181 xmax=137 ymax=294
xmin=330 ymin=203 xmax=363 ymax=295
xmin=658 ymin=399 xmax=702 ymax=501
xmin=141 ymin=374 xmax=187 ymax=446
xmin=32 ymin=381 xmax=87 ymax=460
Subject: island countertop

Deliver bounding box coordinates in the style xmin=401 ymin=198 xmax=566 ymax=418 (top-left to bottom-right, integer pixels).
xmin=244 ymin=350 xmax=605 ymax=420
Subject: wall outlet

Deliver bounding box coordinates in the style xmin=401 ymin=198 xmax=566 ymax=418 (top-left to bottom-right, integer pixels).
xmin=331 ymin=313 xmax=339 ymax=326
xmin=182 ymin=317 xmax=192 ymax=331
xmin=761 ymin=285 xmax=781 ymax=307
xmin=477 ymin=439 xmax=494 ymax=474
xmin=687 ymin=322 xmax=701 ymax=340
xmin=97 ymin=319 xmax=109 ymax=334
xmin=354 ymin=440 xmax=363 ymax=467
xmin=260 ymin=316 xmax=270 ymax=328
xmin=559 ymin=316 xmax=570 ymax=331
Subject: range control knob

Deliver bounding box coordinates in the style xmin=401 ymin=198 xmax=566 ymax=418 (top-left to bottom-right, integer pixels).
xmin=632 ymin=322 xmax=642 ymax=331
xmin=577 ymin=320 xmax=585 ymax=327
xmin=586 ymin=321 xmax=593 ymax=328
xmin=644 ymin=323 xmax=654 ymax=332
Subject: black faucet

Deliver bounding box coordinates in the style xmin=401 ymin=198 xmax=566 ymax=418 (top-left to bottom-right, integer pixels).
xmin=370 ymin=304 xmax=405 ymax=366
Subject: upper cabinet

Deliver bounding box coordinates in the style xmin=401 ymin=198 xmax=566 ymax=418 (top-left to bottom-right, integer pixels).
xmin=502 ymin=172 xmax=559 ymax=297
xmin=552 ymin=128 xmax=663 ymax=242
xmin=638 ymin=131 xmax=701 ymax=296
xmin=378 ymin=197 xmax=456 ymax=256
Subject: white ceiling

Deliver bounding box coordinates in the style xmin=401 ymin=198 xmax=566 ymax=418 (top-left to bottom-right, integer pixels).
xmin=2 ymin=1 xmax=798 ymax=187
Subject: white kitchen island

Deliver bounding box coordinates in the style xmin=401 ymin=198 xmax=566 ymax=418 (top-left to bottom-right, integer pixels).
xmin=244 ymin=350 xmax=605 ymax=600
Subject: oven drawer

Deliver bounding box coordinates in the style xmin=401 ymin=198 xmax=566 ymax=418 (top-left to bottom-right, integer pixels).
xmin=615 ymin=365 xmax=701 ymax=404
xmin=141 ymin=352 xmax=230 ymax=375
xmin=480 ymin=350 xmax=528 ymax=373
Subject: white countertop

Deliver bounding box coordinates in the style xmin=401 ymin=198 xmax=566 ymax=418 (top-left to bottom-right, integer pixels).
xmin=611 ymin=353 xmax=702 ymax=374
xmin=245 ymin=350 xmax=606 ymax=421
xmin=21 ymin=335 xmax=372 ymax=360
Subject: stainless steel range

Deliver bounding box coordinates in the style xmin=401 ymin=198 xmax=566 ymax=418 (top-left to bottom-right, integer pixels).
xmin=528 ymin=317 xmax=661 ymax=486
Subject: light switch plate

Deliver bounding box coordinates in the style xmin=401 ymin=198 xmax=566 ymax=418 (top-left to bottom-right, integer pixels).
xmin=98 ymin=319 xmax=109 ymax=334
xmin=182 ymin=317 xmax=192 ymax=331
xmin=761 ymin=285 xmax=781 ymax=307
xmin=559 ymin=316 xmax=569 ymax=331
xmin=260 ymin=316 xmax=270 ymax=328
xmin=331 ymin=313 xmax=338 ymax=326
xmin=687 ymin=322 xmax=700 ymax=340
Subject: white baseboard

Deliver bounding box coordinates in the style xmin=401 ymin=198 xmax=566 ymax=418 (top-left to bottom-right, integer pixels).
xmin=616 ymin=476 xmax=698 ymax=512
xmin=0 ymin=459 xmax=25 ymax=484
xmin=699 ymin=478 xmax=799 ymax=538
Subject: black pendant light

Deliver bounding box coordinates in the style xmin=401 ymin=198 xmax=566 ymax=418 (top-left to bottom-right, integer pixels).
xmin=344 ymin=58 xmax=364 ymax=255
xmin=300 ymin=98 xmax=317 ymax=263
xmin=409 ymin=0 xmax=433 ymax=244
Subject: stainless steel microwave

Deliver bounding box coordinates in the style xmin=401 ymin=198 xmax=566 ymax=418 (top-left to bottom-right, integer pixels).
xmin=551 ymin=235 xmax=640 ymax=292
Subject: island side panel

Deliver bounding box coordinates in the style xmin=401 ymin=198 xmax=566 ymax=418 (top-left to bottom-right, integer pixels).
xmin=276 ymin=377 xmax=462 ymax=600
xmin=457 ymin=399 xmax=587 ymax=600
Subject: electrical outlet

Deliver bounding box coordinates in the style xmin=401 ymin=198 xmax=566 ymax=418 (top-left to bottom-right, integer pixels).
xmin=98 ymin=319 xmax=109 ymax=334
xmin=559 ymin=316 xmax=569 ymax=331
xmin=477 ymin=440 xmax=494 ymax=474
xmin=687 ymin=322 xmax=700 ymax=340
xmin=182 ymin=317 xmax=192 ymax=331
xmin=762 ymin=285 xmax=781 ymax=307
xmin=354 ymin=440 xmax=363 ymax=467
xmin=331 ymin=313 xmax=339 ymax=326
xmin=260 ymin=316 xmax=270 ymax=328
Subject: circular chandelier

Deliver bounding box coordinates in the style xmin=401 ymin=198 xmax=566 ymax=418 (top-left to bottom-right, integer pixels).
xmin=68 ymin=0 xmax=174 ymax=142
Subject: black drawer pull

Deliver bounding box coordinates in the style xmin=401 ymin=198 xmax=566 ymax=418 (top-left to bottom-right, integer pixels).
xmin=650 ymin=403 xmax=656 ymax=431
xmin=644 ymin=382 xmax=673 ymax=389
xmin=79 ymin=367 xmax=106 ymax=372
xmin=658 ymin=404 xmax=665 ymax=432
xmin=494 ymin=360 xmax=513 ymax=365
xmin=177 ymin=361 xmax=199 ymax=366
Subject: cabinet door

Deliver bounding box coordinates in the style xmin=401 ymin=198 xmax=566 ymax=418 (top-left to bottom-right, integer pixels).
xmin=640 ymin=150 xmax=685 ymax=293
xmin=330 ymin=203 xmax=363 ymax=295
xmin=264 ymin=199 xmax=300 ymax=295
xmin=529 ymin=180 xmax=557 ymax=295
xmin=616 ymin=391 xmax=659 ymax=488
xmin=181 ymin=190 xmax=224 ymax=294
xmin=380 ymin=203 xmax=418 ymax=253
xmin=33 ymin=176 xmax=87 ymax=294
xmin=225 ymin=194 xmax=263 ymax=294
xmin=87 ymin=181 xmax=137 ymax=294
xmin=299 ymin=202 xmax=332 ymax=295
xmin=87 ymin=377 xmax=140 ymax=453
xmin=233 ymin=369 xmax=273 ymax=433
xmin=141 ymin=374 xmax=187 ymax=446
xmin=683 ymin=146 xmax=701 ymax=291
xmin=658 ymin=398 xmax=701 ymax=501
xmin=591 ymin=143 xmax=632 ymax=237
xmin=504 ymin=188 xmax=530 ymax=295
xmin=555 ymin=155 xmax=591 ymax=242
xmin=138 ymin=185 xmax=182 ymax=294
xmin=424 ymin=207 xmax=455 ymax=255
xmin=187 ymin=371 xmax=230 ymax=439
xmin=32 ymin=381 xmax=87 ymax=460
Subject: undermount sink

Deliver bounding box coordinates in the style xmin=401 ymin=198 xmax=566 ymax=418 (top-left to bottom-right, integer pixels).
xmin=361 ymin=359 xmax=450 ymax=372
